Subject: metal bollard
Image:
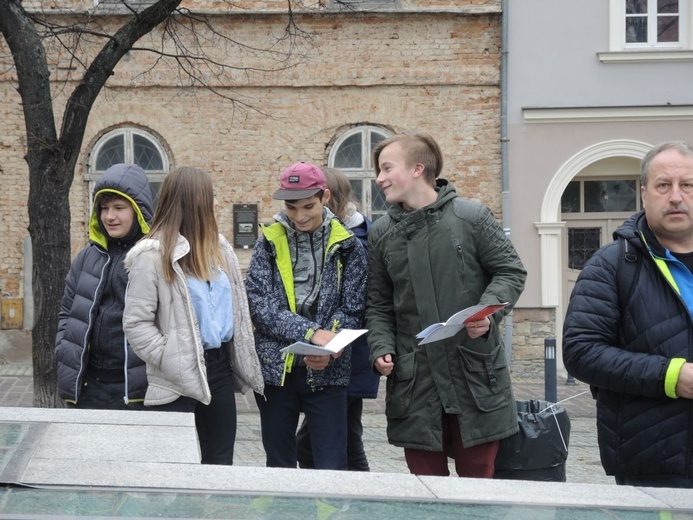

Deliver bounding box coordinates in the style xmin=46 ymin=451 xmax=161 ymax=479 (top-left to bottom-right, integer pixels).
xmin=544 ymin=338 xmax=557 ymax=403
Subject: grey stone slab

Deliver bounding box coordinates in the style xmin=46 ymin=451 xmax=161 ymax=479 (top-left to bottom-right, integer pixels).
xmin=0 ymin=407 xmax=194 ymax=427
xmin=636 ymin=487 xmax=693 ymax=510
xmin=21 ymin=460 xmax=436 ymax=500
xmin=419 ymin=476 xmax=671 ymax=510
xmin=31 ymin=423 xmax=199 ymax=464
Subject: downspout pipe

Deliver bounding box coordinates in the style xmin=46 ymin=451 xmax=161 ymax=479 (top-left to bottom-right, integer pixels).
xmin=501 ymin=0 xmax=513 ymax=364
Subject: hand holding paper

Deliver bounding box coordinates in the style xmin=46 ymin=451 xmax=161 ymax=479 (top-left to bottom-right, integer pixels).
xmin=280 ymin=329 xmax=368 ymax=356
xmin=416 ymin=303 xmax=509 ymax=345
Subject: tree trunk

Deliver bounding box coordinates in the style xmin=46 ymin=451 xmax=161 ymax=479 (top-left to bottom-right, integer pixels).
xmin=28 ymin=159 xmax=72 ymax=408
xmin=1 ymin=0 xmax=285 ymax=406
xmin=1 ymin=0 xmax=183 ymax=407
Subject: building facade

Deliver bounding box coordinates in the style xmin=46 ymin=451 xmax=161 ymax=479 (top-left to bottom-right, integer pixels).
xmin=507 ymin=0 xmax=693 ymax=378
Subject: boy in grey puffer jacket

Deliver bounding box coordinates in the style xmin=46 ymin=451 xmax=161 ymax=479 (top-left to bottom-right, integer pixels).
xmin=55 ymin=163 xmax=153 ymax=409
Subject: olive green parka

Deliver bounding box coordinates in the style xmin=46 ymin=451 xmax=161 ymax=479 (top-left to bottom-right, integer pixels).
xmin=366 ymin=180 xmax=527 ymax=451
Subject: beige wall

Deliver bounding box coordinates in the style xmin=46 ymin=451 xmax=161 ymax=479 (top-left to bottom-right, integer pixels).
xmin=508 ymin=118 xmax=693 ymax=309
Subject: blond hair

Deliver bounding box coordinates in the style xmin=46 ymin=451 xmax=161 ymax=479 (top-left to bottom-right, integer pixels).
xmin=148 ymin=166 xmax=228 ymax=283
xmin=373 ymin=132 xmax=443 ymax=184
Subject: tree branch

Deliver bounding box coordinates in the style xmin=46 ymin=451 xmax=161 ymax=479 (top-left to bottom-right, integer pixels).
xmin=59 ymin=0 xmax=183 ymax=163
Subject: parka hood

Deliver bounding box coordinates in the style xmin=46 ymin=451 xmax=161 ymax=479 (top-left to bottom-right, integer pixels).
xmin=89 ymin=163 xmax=154 ymax=250
xmin=386 ymin=178 xmax=458 ymax=223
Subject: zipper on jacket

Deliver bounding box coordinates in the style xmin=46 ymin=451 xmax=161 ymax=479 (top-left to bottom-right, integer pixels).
xmin=76 ymin=249 xmax=110 ymax=403
xmin=122 ymin=282 xmax=131 ymax=404
xmin=175 ymin=263 xmax=212 ymax=404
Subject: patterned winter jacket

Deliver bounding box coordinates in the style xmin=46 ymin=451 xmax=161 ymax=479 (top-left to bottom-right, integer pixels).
xmin=245 ymin=211 xmax=367 ymax=389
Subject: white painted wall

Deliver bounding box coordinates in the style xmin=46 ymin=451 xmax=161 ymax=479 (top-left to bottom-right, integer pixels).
xmin=507 ymin=0 xmax=693 ymax=126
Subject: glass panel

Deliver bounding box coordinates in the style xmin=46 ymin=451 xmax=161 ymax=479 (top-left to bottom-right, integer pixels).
xmin=658 ymin=15 xmax=679 ymax=42
xmin=626 ymin=0 xmax=648 ymax=14
xmin=149 ymin=182 xmax=162 ymax=209
xmin=95 ymin=134 xmax=125 ymax=171
xmin=584 ymin=182 xmax=608 ymax=212
xmin=334 ymin=133 xmax=363 ymax=169
xmin=561 ymin=182 xmax=581 ymax=213
xmin=584 ymin=180 xmax=637 ymax=212
xmin=371 ymin=179 xmax=389 ymax=212
xmin=568 ymin=228 xmax=601 ymax=270
xmin=658 ymin=0 xmax=679 ymax=14
xmin=368 ymin=132 xmax=387 ymax=169
xmin=0 ymin=424 xmax=29 ymax=475
xmin=350 ymin=179 xmax=363 ymax=205
xmin=133 ymin=134 xmax=164 ymax=170
xmin=0 ymin=486 xmax=680 ymax=519
xmin=370 ymin=131 xmax=387 ymax=152
xmin=626 ymin=16 xmax=648 ymax=42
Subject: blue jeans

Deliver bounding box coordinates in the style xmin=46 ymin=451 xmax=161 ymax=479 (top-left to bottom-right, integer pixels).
xmin=150 ymin=347 xmax=237 ymax=465
xmin=254 ymin=366 xmax=347 ymax=470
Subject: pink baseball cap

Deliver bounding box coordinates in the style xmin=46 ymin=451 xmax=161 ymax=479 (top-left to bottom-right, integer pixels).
xmin=272 ymin=162 xmax=327 ymax=200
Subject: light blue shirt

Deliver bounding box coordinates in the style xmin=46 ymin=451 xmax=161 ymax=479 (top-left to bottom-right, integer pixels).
xmin=187 ymin=270 xmax=234 ymax=350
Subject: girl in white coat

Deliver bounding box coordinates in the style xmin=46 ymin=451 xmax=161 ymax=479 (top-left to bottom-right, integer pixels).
xmin=124 ymin=166 xmax=263 ymax=465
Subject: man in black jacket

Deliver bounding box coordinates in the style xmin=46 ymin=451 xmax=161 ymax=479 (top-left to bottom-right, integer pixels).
xmin=564 ymin=141 xmax=693 ymax=488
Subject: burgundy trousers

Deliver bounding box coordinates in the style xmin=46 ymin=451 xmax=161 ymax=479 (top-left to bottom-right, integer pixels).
xmin=403 ymin=413 xmax=498 ymax=477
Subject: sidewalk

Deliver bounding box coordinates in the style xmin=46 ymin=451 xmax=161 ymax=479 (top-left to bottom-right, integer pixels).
xmin=0 ymin=329 xmax=610 ymax=484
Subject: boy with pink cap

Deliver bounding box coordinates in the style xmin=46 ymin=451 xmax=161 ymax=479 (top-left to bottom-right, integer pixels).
xmin=246 ymin=162 xmax=368 ymax=470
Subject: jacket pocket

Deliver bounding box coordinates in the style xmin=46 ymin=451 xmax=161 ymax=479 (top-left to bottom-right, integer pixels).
xmin=385 ymin=351 xmax=416 ymax=419
xmin=459 ymin=343 xmax=511 ymax=412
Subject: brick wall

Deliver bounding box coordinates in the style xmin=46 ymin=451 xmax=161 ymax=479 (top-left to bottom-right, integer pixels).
xmin=510 ymin=307 xmax=558 ymax=381
xmin=1 ymin=4 xmax=503 ymax=311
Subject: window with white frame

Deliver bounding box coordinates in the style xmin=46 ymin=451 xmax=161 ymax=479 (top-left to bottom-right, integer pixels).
xmin=328 ymin=126 xmax=391 ymax=220
xmin=604 ymin=0 xmax=693 ymax=58
xmin=625 ymin=0 xmax=681 ymax=47
xmin=87 ymin=128 xmax=169 ymax=215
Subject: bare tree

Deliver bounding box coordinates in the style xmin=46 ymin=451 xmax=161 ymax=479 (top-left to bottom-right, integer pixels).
xmin=0 ymin=0 xmax=306 ymax=407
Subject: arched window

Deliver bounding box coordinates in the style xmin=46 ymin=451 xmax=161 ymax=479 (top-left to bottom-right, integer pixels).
xmin=87 ymin=128 xmax=170 ymax=213
xmin=328 ymin=125 xmax=391 ymax=220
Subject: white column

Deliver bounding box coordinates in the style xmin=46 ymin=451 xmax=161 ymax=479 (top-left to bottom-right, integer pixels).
xmin=534 ymin=221 xmax=565 ymax=308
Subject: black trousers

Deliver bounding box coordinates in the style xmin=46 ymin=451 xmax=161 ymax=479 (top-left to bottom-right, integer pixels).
xmin=71 ymin=374 xmax=145 ymax=411
xmin=151 ymin=347 xmax=237 ymax=465
xmin=616 ymin=474 xmax=693 ymax=488
xmin=254 ymin=367 xmax=348 ymax=470
xmin=296 ymin=396 xmax=369 ymax=471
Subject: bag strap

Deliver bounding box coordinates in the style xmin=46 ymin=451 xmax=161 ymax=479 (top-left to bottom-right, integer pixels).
xmin=617 ymin=236 xmax=641 ymax=309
